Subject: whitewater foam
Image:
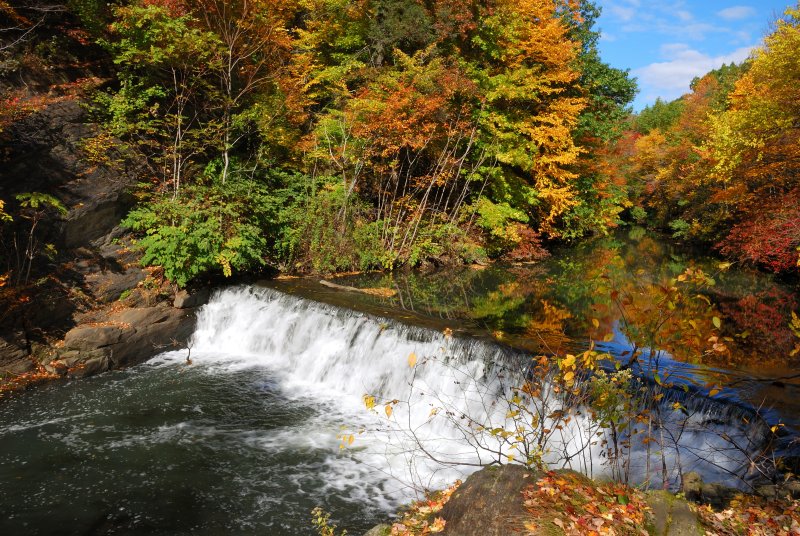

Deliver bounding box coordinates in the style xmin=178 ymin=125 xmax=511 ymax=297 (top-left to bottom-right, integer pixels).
xmin=154 ymin=285 xmax=769 ymax=503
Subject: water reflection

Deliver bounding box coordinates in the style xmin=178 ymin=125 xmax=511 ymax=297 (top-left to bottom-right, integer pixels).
xmin=337 ymin=229 xmax=797 ymax=367
xmin=315 ymin=229 xmax=799 ymax=431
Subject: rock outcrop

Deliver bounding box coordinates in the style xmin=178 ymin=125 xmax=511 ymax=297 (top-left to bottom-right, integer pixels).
xmin=439 ymin=465 xmax=539 ymax=536
xmin=1 ymin=99 xmax=141 ymax=249
xmin=51 ymin=302 xmax=196 ymax=378
xmin=0 ymin=60 xmax=170 ymax=379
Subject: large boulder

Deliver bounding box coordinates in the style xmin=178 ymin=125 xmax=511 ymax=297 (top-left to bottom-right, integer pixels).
xmin=646 ymin=490 xmax=701 ymax=536
xmin=63 ymin=324 xmax=129 ymax=351
xmin=173 ymin=288 xmax=210 ymax=309
xmin=59 ymin=303 xmax=196 ymax=375
xmin=681 ymin=471 xmax=736 ymax=509
xmin=440 ymin=465 xmax=539 ymax=536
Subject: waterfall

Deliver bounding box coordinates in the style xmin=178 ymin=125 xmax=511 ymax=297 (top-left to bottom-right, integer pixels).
xmin=172 ymin=285 xmax=770 ymax=502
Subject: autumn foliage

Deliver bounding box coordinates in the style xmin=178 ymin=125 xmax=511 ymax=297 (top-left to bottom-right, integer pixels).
xmin=76 ymin=0 xmax=636 ymax=280
xmin=609 ymin=4 xmax=800 ymax=275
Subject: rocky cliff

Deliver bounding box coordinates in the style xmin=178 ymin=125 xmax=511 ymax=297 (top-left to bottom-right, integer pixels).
xmin=0 ymin=5 xmax=198 ymax=387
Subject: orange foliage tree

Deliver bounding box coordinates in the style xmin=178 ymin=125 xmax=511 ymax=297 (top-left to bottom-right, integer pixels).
xmin=609 ymin=4 xmax=799 ymax=274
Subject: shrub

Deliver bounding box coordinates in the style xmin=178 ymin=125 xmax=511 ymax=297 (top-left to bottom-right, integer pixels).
xmin=123 ymin=176 xmax=273 ymax=287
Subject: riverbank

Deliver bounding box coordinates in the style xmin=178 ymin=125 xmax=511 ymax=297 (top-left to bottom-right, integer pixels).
xmin=361 ymin=465 xmax=800 ymax=536
xmin=0 ymin=283 xmax=206 ymax=396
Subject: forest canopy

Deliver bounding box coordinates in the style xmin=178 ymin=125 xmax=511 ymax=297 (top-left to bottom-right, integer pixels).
xmin=607 ymin=4 xmax=800 ymax=275
xmin=5 ymin=0 xmax=798 ymax=287
xmin=67 ymin=0 xmax=636 ymax=283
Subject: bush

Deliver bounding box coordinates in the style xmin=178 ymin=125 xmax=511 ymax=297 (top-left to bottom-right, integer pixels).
xmin=274 ymin=180 xmax=372 ymax=273
xmin=470 ymin=198 xmax=546 ymax=261
xmin=472 ymin=198 xmax=529 ymax=257
xmin=629 ymin=206 xmax=647 ymax=224
xmin=668 ymin=218 xmax=690 ymax=239
xmin=123 ymin=176 xmax=274 ymax=287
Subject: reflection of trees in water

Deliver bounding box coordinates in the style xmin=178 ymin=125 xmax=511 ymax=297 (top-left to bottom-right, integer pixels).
xmin=354 ymin=231 xmax=798 ymax=370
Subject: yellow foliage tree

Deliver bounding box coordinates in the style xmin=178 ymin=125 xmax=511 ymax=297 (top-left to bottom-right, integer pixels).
xmin=706 ymin=5 xmax=800 ymax=206
xmin=479 ymin=0 xmax=587 ymax=236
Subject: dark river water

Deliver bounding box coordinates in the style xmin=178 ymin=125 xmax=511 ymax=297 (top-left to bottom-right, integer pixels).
xmin=0 ymin=229 xmax=797 ymax=535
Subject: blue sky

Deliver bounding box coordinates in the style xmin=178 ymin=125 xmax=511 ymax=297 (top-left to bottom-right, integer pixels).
xmin=595 ymin=1 xmax=795 ymax=110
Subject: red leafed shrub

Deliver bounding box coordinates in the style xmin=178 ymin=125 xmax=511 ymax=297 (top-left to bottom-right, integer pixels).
xmin=720 ymin=288 xmax=798 ymax=355
xmin=504 ymin=224 xmax=550 ymax=263
xmin=718 ymin=192 xmax=800 ymax=273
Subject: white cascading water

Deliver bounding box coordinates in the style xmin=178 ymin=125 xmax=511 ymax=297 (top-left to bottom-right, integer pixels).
xmin=160 ymin=285 xmax=765 ymax=506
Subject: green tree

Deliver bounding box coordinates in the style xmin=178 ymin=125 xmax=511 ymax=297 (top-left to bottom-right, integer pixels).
xmin=102 ymin=3 xmax=223 ymax=197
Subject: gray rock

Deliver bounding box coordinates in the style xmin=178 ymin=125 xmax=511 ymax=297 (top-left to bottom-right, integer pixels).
xmin=363 ymin=524 xmax=391 ymax=536
xmin=786 ymin=480 xmax=800 ymax=499
xmin=59 ymin=351 xmax=83 ymax=367
xmin=757 ymin=480 xmax=800 ymax=501
xmin=113 ymin=306 xmax=172 ymax=327
xmin=647 ymin=490 xmax=702 ymax=536
xmin=58 ymin=303 xmax=195 ymax=373
xmin=700 ymin=482 xmax=735 ymax=509
xmin=1 ymin=100 xmax=140 ymax=249
xmin=668 ymin=499 xmax=701 ymax=536
xmin=63 ymin=325 xmax=127 ymax=351
xmin=1 ymin=358 xmax=35 ymax=375
xmin=681 ymin=472 xmax=702 ymax=502
xmin=440 ymin=465 xmax=538 ymax=536
xmin=107 ymin=308 xmax=196 ymax=368
xmin=44 ymin=360 xmax=69 ymax=376
xmin=681 ymin=472 xmax=735 ymax=509
xmin=757 ymin=484 xmax=778 ymax=500
xmin=173 ymin=288 xmax=210 ymax=309
xmin=648 ymin=491 xmax=671 ymax=536
xmin=0 ymin=332 xmax=28 ymax=364
xmin=85 ymin=267 xmax=147 ymax=304
xmin=68 ymin=354 xmax=110 ymax=379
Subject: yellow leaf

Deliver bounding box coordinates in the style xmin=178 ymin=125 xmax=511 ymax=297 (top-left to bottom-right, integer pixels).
xmin=562 ymin=354 xmax=576 ymax=368
xmin=348 ymin=434 xmax=354 ymax=445
xmin=385 ymin=404 xmax=393 ymax=418
xmin=591 ymin=318 xmax=600 ymax=329
xmin=408 ymin=352 xmax=417 ymax=368
xmin=363 ymin=394 xmax=375 ymax=410
xmin=709 ymin=389 xmax=720 ymax=397
xmin=712 ymin=316 xmax=722 ymax=329
xmin=430 ymin=517 xmax=446 ymax=532
xmin=563 ymin=371 xmax=575 ymax=382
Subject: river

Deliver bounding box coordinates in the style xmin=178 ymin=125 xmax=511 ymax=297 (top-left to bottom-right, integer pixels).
xmin=0 ymin=230 xmax=797 ymax=535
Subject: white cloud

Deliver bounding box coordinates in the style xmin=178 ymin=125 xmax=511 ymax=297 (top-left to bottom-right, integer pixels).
xmin=609 ymin=4 xmax=637 ymax=22
xmin=634 ymin=43 xmax=753 ymax=103
xmin=600 ymin=32 xmax=618 ymax=43
xmin=717 ymin=6 xmax=756 ymax=21
xmin=676 ymin=10 xmax=693 ymax=22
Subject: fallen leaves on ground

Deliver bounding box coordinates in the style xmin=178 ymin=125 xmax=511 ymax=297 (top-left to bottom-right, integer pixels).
xmin=0 ymin=362 xmax=59 ymax=396
xmin=691 ymin=493 xmax=800 ymax=535
xmin=522 ymin=471 xmax=651 ymax=535
xmin=390 ymin=480 xmax=461 ymax=535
